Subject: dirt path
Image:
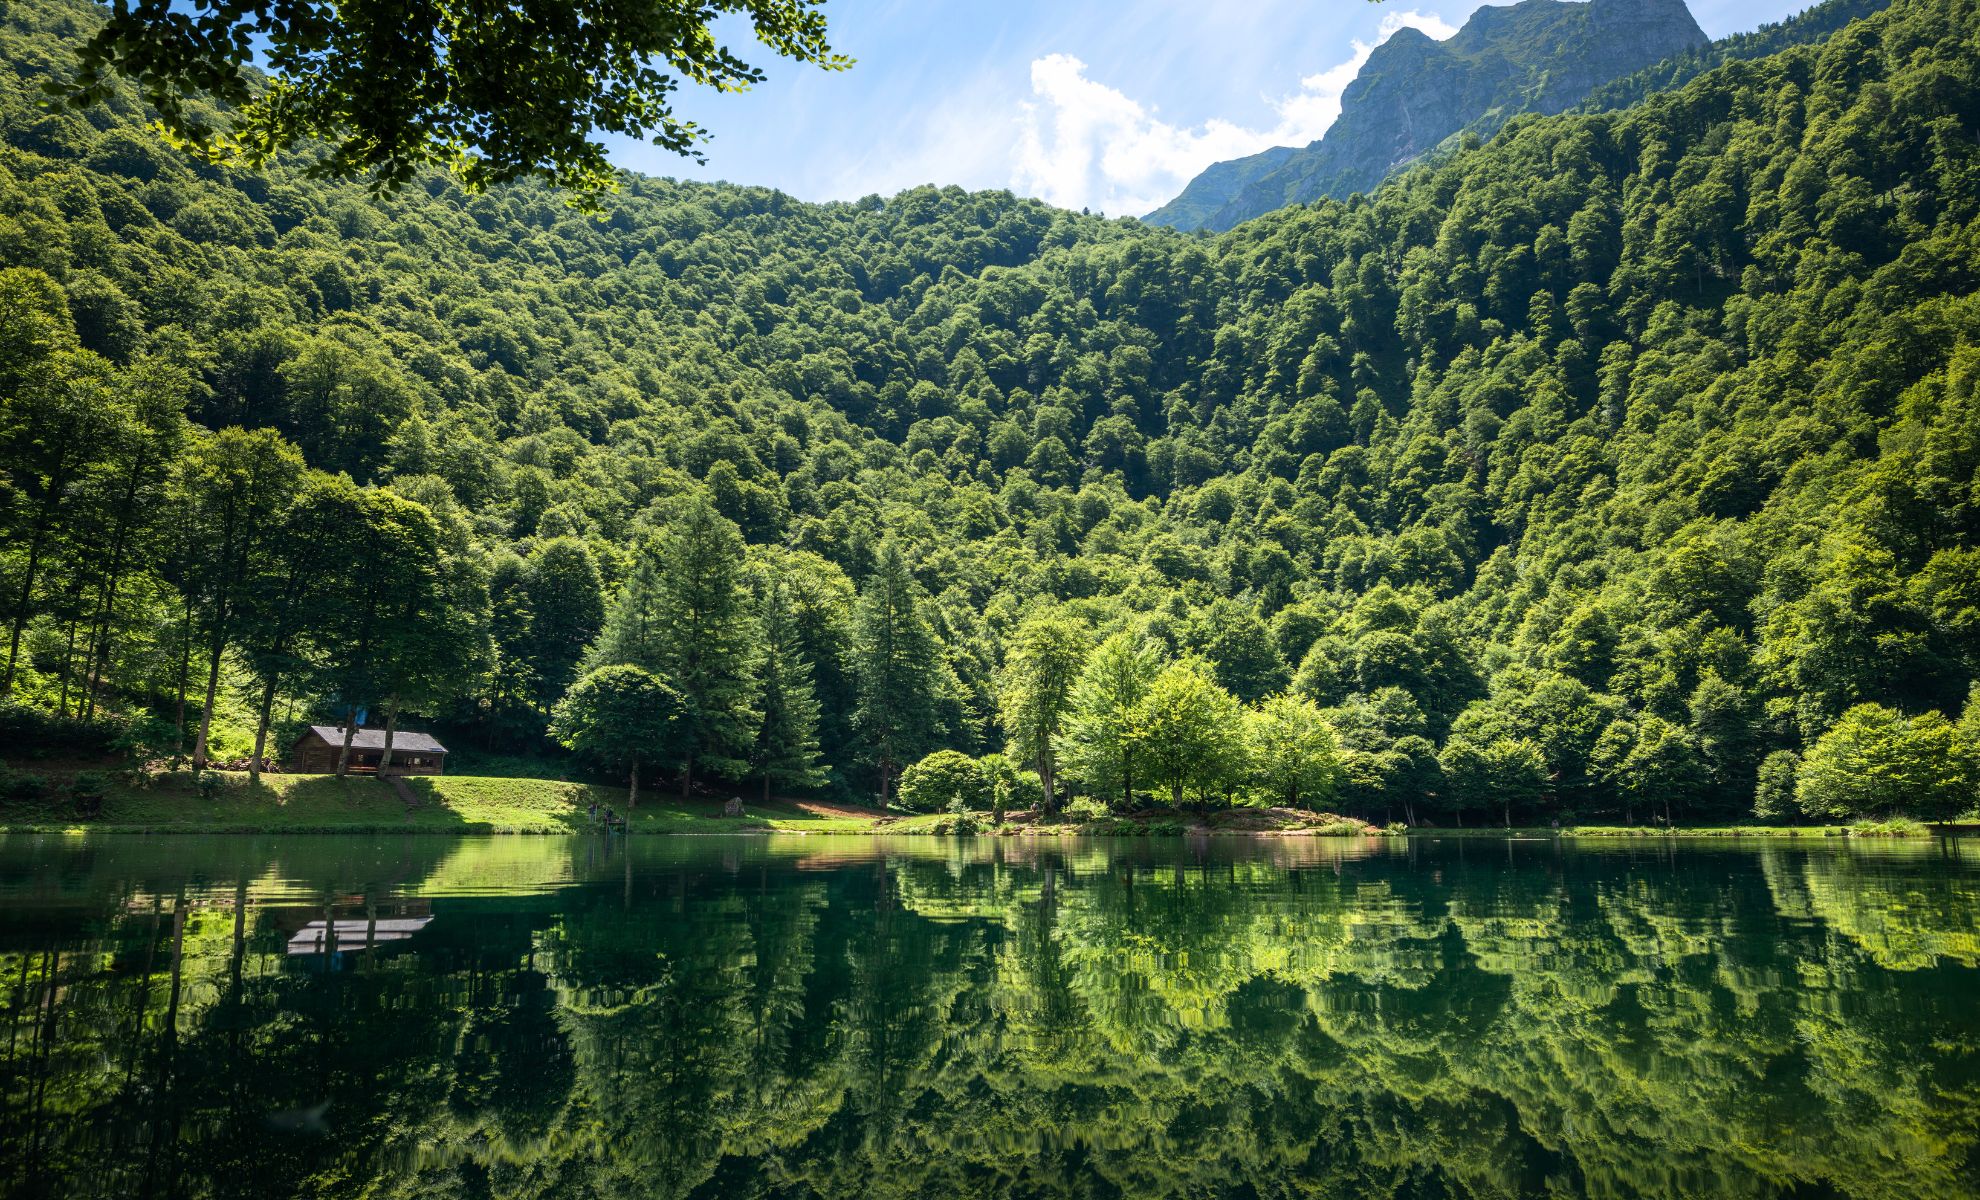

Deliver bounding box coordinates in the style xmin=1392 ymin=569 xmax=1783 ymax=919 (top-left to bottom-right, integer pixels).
xmin=384 ymin=774 xmax=420 ymax=810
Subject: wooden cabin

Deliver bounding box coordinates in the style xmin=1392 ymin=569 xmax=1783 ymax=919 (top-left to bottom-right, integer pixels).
xmin=289 ymin=726 xmax=448 ymax=775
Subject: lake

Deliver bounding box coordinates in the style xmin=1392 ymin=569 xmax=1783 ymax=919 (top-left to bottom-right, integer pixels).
xmin=2 ymin=832 xmax=1977 ymax=1199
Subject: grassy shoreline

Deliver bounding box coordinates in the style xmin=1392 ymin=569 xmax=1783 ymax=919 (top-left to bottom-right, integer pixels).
xmin=0 ymin=771 xmax=1961 ymax=839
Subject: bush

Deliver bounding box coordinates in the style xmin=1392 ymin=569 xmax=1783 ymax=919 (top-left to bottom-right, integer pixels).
xmin=977 ymin=752 xmax=1041 ymax=815
xmin=70 ymin=771 xmax=106 ymax=818
xmin=927 ymin=812 xmax=983 ymax=835
xmin=897 ymin=750 xmax=989 ymax=814
xmin=113 ymin=716 xmax=182 ymax=768
xmin=0 ymin=704 xmax=127 ymax=759
xmin=1850 ymin=816 xmax=1931 ymax=838
xmin=196 ymin=770 xmax=225 ymax=800
xmin=1063 ymin=796 xmax=1110 ymax=822
xmin=1313 ymin=819 xmax=1371 ymax=837
xmin=0 ymin=769 xmax=50 ymax=806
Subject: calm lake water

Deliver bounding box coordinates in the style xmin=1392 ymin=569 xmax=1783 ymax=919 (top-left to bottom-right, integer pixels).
xmin=2 ymin=833 xmax=1978 ymax=1200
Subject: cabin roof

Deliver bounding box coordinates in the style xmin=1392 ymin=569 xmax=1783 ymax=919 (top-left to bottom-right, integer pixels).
xmin=304 ymin=726 xmax=448 ymax=754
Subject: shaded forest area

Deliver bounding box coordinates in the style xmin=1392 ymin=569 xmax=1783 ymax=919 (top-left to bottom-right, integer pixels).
xmin=2 ymin=0 xmax=1978 ymax=824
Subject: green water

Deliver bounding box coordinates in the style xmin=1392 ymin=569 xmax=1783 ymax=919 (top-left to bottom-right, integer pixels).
xmin=1 ymin=834 xmax=1977 ymax=1199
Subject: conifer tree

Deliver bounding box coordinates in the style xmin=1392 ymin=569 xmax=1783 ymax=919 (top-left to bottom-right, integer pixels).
xmin=592 ymin=495 xmax=759 ymax=797
xmin=750 ymin=582 xmax=826 ymax=804
xmin=853 ymin=540 xmax=950 ymax=807
xmin=589 ymin=540 xmax=666 ymax=673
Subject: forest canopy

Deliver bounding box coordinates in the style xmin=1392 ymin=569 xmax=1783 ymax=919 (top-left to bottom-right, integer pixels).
xmin=1 ymin=0 xmax=1977 ymax=824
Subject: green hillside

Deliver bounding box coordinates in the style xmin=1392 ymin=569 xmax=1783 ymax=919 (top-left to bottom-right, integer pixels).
xmin=2 ymin=0 xmax=1977 ymax=826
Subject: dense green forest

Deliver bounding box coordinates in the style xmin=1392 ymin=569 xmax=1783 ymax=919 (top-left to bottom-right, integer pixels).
xmin=2 ymin=0 xmax=1978 ymax=824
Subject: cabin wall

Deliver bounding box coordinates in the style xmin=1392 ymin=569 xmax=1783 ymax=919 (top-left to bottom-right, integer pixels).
xmin=287 ymin=735 xmax=446 ymax=775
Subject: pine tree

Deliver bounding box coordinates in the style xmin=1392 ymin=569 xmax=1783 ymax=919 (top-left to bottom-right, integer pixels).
xmin=750 ymin=582 xmax=826 ymax=804
xmin=589 ymin=539 xmax=665 ymax=672
xmin=593 ymin=495 xmax=760 ymax=798
xmin=853 ymin=541 xmax=950 ymax=807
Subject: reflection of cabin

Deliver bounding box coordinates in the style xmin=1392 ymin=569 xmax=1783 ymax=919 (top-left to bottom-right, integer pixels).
xmin=287 ymin=917 xmax=433 ymax=955
xmin=289 ymin=726 xmax=448 ymax=775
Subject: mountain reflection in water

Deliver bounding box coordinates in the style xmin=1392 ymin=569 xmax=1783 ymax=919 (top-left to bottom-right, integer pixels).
xmin=2 ymin=833 xmax=1978 ymax=1199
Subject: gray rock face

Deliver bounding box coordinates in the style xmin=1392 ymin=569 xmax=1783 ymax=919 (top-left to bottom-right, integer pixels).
xmin=1145 ymin=0 xmax=1708 ymax=232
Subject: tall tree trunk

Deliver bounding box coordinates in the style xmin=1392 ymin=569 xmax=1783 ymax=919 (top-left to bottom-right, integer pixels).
xmin=1039 ymin=750 xmax=1055 ymax=817
xmin=82 ymin=461 xmax=146 ymax=722
xmin=54 ymin=613 xmax=80 ymax=718
xmin=174 ymin=594 xmax=194 ymax=756
xmin=335 ymin=711 xmax=357 ymax=777
xmin=378 ymin=700 xmax=400 ymax=774
xmin=1 ymin=476 xmax=64 ymax=695
xmin=249 ymin=674 xmax=280 ymax=784
xmin=628 ymin=752 xmax=640 ymax=812
xmin=193 ymin=617 xmax=228 ymax=770
xmin=679 ymin=752 xmax=694 ymax=802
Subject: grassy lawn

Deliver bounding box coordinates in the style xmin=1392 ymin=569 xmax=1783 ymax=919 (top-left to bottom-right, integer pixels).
xmin=0 ymin=771 xmax=892 ymax=834
xmin=5 ymin=773 xmax=1951 ymax=840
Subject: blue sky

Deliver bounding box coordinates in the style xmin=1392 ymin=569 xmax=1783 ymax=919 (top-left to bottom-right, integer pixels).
xmin=610 ymin=1 xmax=1818 ymax=216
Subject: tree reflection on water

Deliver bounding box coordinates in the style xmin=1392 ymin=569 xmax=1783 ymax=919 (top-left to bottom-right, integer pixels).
xmin=2 ymin=834 xmax=1977 ymax=1199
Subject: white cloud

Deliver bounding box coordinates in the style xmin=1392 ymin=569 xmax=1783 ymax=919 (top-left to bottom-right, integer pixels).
xmin=1012 ymin=10 xmax=1460 ymax=216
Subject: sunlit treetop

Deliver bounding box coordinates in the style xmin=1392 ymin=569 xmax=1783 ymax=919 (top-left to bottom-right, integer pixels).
xmin=51 ymin=0 xmax=851 ymax=208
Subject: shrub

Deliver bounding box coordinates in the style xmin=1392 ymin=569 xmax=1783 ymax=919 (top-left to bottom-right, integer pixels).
xmin=1850 ymin=816 xmax=1931 ymax=838
xmin=196 ymin=770 xmax=225 ymax=800
xmin=897 ymin=750 xmax=989 ymax=814
xmin=0 ymin=704 xmax=128 ymax=759
xmin=977 ymin=752 xmax=1041 ymax=815
xmin=70 ymin=771 xmax=107 ymax=818
xmin=113 ymin=716 xmax=182 ymax=769
xmin=1313 ymin=819 xmax=1370 ymax=837
xmin=0 ymin=769 xmax=50 ymax=806
xmin=1063 ymin=796 xmax=1110 ymax=822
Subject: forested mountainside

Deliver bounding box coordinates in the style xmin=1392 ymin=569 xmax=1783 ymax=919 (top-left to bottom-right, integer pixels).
xmin=1145 ymin=0 xmax=1708 ymax=232
xmin=2 ymin=0 xmax=1978 ymax=824
xmin=1573 ymin=0 xmax=1890 ymax=116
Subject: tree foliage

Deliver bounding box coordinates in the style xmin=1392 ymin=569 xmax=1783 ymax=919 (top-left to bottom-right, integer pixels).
xmin=2 ymin=0 xmax=1977 ymax=820
xmin=56 ymin=0 xmax=850 ymax=201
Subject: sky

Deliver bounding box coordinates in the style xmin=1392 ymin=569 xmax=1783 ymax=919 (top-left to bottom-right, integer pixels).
xmin=609 ymin=1 xmax=1821 ymax=217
